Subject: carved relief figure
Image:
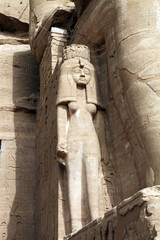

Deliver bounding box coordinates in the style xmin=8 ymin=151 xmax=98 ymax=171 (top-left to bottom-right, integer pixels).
xmin=57 ymin=44 xmax=106 ymax=232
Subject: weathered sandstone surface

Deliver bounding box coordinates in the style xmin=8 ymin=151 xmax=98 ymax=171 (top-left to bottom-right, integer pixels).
xmin=29 ymin=0 xmax=160 ymax=239
xmin=0 ymin=1 xmax=39 ymax=239
xmin=0 ymin=0 xmax=159 ymax=239
xmin=72 ymin=0 xmax=160 ymax=195
xmin=0 ymin=44 xmax=39 ymax=239
xmin=65 ymin=186 xmax=160 ymax=240
xmin=29 ymin=0 xmax=75 ymax=62
xmin=0 ymin=0 xmax=29 ymax=24
xmin=0 ymin=0 xmax=29 ymax=41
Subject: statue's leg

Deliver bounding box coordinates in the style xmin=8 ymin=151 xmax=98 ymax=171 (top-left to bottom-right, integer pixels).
xmin=84 ymin=138 xmax=100 ymax=220
xmin=105 ymin=0 xmax=160 ymax=186
xmin=66 ymin=141 xmax=83 ymax=232
xmin=85 ymin=155 xmax=99 ymax=220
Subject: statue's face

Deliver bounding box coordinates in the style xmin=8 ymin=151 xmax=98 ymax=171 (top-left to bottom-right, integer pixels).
xmin=71 ymin=66 xmax=91 ymax=86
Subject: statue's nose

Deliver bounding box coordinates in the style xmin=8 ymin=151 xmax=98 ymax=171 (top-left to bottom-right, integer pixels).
xmin=80 ymin=70 xmax=85 ymax=77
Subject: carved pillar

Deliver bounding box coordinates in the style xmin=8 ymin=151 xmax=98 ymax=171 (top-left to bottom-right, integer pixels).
xmin=36 ymin=27 xmax=68 ymax=240
xmin=51 ymin=28 xmax=68 ymax=71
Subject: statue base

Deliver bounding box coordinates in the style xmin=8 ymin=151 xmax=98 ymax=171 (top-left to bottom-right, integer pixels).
xmin=64 ymin=186 xmax=160 ymax=240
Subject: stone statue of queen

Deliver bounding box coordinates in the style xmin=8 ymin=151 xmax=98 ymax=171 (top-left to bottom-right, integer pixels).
xmin=56 ymin=44 xmax=109 ymax=232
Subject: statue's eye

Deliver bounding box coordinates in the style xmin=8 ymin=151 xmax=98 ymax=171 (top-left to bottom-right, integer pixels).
xmin=73 ymin=68 xmax=81 ymax=73
xmin=84 ymin=69 xmax=90 ymax=75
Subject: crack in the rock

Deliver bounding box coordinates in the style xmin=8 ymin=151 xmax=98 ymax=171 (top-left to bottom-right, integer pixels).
xmin=19 ymin=5 xmax=28 ymax=21
xmin=73 ymin=30 xmax=106 ymax=50
xmin=115 ymin=30 xmax=149 ymax=54
xmin=118 ymin=67 xmax=135 ymax=76
xmin=146 ymin=82 xmax=156 ymax=93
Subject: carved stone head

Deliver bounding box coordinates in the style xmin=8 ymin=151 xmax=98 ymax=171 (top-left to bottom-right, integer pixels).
xmin=71 ymin=58 xmax=91 ymax=86
xmin=57 ymin=44 xmax=104 ymax=108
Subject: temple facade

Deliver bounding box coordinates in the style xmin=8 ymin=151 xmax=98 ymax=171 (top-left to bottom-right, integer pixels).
xmin=0 ymin=0 xmax=160 ymax=239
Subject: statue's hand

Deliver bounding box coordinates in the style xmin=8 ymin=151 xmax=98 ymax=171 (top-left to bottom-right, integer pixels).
xmin=57 ymin=142 xmax=68 ymax=158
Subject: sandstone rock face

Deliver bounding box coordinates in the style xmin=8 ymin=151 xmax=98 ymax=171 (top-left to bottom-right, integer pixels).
xmin=28 ymin=0 xmax=160 ymax=239
xmin=0 ymin=0 xmax=29 ymax=44
xmin=0 ymin=1 xmax=39 ymax=239
xmin=65 ymin=186 xmax=160 ymax=240
xmin=29 ymin=0 xmax=75 ymax=62
xmin=0 ymin=45 xmax=39 ymax=111
xmin=73 ymin=0 xmax=92 ymax=17
xmin=72 ymin=0 xmax=160 ymax=198
xmin=0 ymin=44 xmax=39 ymax=239
xmin=0 ymin=0 xmax=29 ymax=24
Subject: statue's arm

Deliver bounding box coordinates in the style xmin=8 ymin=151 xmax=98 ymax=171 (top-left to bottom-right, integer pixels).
xmin=57 ymin=104 xmax=68 ymax=159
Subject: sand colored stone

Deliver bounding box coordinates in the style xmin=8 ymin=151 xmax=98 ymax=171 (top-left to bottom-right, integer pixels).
xmin=57 ymin=44 xmax=112 ymax=233
xmin=0 ymin=45 xmax=39 ymax=239
xmin=29 ymin=0 xmax=74 ymax=61
xmin=36 ymin=27 xmax=69 ymax=240
xmin=65 ymin=186 xmax=160 ymax=240
xmin=0 ymin=0 xmax=29 ymax=23
xmin=0 ymin=1 xmax=39 ymax=239
xmin=2 ymin=0 xmax=159 ymax=239
xmin=71 ymin=0 xmax=160 ymax=194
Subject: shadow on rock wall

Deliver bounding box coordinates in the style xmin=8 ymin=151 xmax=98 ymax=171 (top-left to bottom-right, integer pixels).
xmin=6 ymin=48 xmax=39 ymax=240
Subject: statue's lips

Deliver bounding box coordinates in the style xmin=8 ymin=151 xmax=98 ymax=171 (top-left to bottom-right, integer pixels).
xmin=77 ymin=77 xmax=88 ymax=86
xmin=79 ymin=77 xmax=86 ymax=82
